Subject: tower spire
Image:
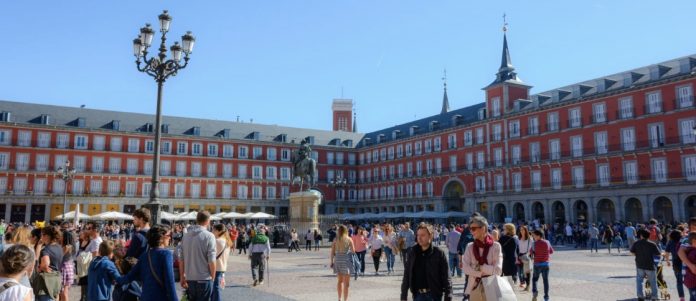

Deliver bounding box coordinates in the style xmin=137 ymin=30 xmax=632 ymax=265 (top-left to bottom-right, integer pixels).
xmin=441 ymin=69 xmax=450 ymax=114
xmin=487 ymin=13 xmax=523 ymax=87
xmin=352 ymin=111 xmax=357 ymax=133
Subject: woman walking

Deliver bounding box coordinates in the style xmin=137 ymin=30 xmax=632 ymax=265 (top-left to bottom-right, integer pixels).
xmin=368 ymin=227 xmax=383 ymax=275
xmin=602 ymin=226 xmax=614 ymax=254
xmin=517 ymin=225 xmax=533 ymax=291
xmin=381 ymin=224 xmax=397 ymax=275
xmin=118 ymin=225 xmax=178 ymax=301
xmin=212 ymin=224 xmax=232 ymax=301
xmin=461 ymin=216 xmax=503 ymax=301
xmin=498 ymin=223 xmax=519 ymax=284
xmin=351 ymin=227 xmax=368 ymax=276
xmin=0 ymin=245 xmax=35 ymax=301
xmin=36 ymin=226 xmax=65 ymax=301
xmin=330 ymin=225 xmax=356 ymax=301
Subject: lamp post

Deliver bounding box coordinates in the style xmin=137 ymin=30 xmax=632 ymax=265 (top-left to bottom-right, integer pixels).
xmin=56 ymin=160 xmax=76 ymax=224
xmin=133 ymin=10 xmax=195 ymax=224
xmin=329 ymin=176 xmax=347 ymax=218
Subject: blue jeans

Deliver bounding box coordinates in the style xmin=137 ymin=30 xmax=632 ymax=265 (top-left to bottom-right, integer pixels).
xmin=384 ymin=247 xmax=395 ymax=272
xmin=186 ymin=280 xmax=213 ymax=301
xmin=636 ymin=268 xmax=657 ymax=299
xmin=532 ymin=265 xmax=550 ymax=299
xmin=590 ymin=238 xmax=598 ymax=252
xmin=356 ymin=250 xmax=366 ymax=273
xmin=672 ymin=267 xmax=685 ymax=298
xmin=689 ymin=287 xmax=696 ymax=301
xmin=448 ymin=252 xmax=461 ymax=276
xmin=211 ymin=272 xmax=225 ymax=301
xmin=413 ymin=292 xmax=442 ymax=301
xmin=36 ymin=295 xmax=54 ymax=301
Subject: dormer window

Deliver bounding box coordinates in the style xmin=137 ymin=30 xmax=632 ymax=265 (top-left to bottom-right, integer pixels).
xmin=429 ymin=121 xmax=440 ymax=131
xmin=451 ymin=115 xmax=462 ymax=126
xmin=392 ymin=130 xmax=401 ymax=140
xmin=305 ymin=136 xmax=315 ymax=145
xmin=0 ymin=111 xmax=10 ymax=122
xmin=478 ymin=108 xmax=487 ymax=120
xmin=111 ymin=120 xmax=120 ymax=131
xmin=161 ymin=124 xmax=169 ymax=134
xmin=192 ymin=126 xmax=200 ymax=136
xmin=376 ymin=134 xmax=385 ymax=143
xmin=409 ymin=126 xmax=419 ymax=136
xmin=40 ymin=114 xmax=50 ymax=125
xmin=77 ymin=118 xmax=86 ymax=128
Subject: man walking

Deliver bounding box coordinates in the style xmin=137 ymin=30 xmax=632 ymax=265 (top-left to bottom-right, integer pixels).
xmin=125 ymin=208 xmax=150 ymax=259
xmin=630 ymin=228 xmax=661 ymax=301
xmin=625 ymin=222 xmax=637 ymax=250
xmin=249 ymin=226 xmax=272 ymax=286
xmin=180 ymin=211 xmax=217 ymax=301
xmin=398 ymin=222 xmax=415 ymax=267
xmin=400 ymin=223 xmax=452 ymax=301
xmin=531 ymin=229 xmax=554 ymax=301
xmin=589 ymin=224 xmax=599 ymax=253
xmin=445 ymin=225 xmax=461 ymax=277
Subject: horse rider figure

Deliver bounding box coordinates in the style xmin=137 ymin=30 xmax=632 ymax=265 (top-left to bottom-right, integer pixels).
xmin=291 ymin=139 xmax=317 ymax=191
xmin=295 ymin=139 xmax=312 ymax=168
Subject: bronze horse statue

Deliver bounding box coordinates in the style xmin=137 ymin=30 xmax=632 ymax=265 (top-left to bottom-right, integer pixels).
xmin=291 ymin=149 xmax=317 ymax=191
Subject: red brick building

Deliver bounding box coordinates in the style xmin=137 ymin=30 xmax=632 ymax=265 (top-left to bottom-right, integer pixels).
xmin=0 ymin=33 xmax=694 ymax=224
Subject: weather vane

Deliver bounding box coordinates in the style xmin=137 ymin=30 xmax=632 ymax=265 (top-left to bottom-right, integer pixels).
xmin=442 ymin=68 xmax=447 ymax=88
xmin=503 ymin=13 xmax=508 ymax=32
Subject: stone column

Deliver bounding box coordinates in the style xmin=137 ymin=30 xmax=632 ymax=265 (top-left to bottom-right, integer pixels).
xmin=289 ymin=190 xmax=322 ymax=233
xmin=565 ymin=199 xmax=572 ymax=223
xmin=24 ymin=204 xmax=30 ymax=225
xmin=44 ymin=204 xmax=51 ymax=222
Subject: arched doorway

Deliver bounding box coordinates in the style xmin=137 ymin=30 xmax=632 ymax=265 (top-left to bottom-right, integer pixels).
xmin=624 ymin=198 xmax=643 ymax=223
xmin=552 ymin=201 xmax=565 ymax=224
xmin=574 ymin=200 xmax=588 ymax=223
xmin=653 ymin=196 xmax=674 ymax=223
xmin=597 ymin=199 xmax=616 ymax=223
xmin=532 ymin=202 xmax=544 ymax=224
xmin=513 ymin=203 xmax=525 ymax=223
xmin=685 ymin=195 xmax=696 ymax=220
xmin=443 ymin=180 xmax=466 ymax=211
xmin=494 ymin=203 xmax=506 ymax=223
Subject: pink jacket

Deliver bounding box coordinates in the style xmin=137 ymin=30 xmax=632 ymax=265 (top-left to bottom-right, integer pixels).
xmin=351 ymin=234 xmax=368 ymax=253
xmin=461 ymin=241 xmax=503 ymax=295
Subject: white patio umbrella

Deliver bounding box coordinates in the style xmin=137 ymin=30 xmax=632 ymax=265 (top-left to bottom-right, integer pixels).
xmin=176 ymin=211 xmax=198 ymax=221
xmin=54 ymin=211 xmax=91 ymax=220
xmin=221 ymin=212 xmax=247 ymax=219
xmin=247 ymin=212 xmax=277 ymax=219
xmin=160 ymin=211 xmax=181 ymax=220
xmin=90 ymin=211 xmax=134 ymax=220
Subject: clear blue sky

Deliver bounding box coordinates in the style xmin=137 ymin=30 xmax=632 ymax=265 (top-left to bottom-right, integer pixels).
xmin=1 ymin=1 xmax=694 ymax=133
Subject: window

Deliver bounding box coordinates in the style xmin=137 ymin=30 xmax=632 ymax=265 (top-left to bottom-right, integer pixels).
xmin=465 ymin=153 xmax=473 ymax=171
xmin=527 ymin=116 xmax=539 ymax=135
xmin=509 ymin=120 xmax=520 ymax=138
xmin=434 ymin=137 xmax=441 ymax=152
xmin=144 ymin=140 xmax=154 ymax=153
xmin=207 ymin=163 xmax=217 ymax=177
xmin=619 ymin=97 xmax=633 ymax=119
xmin=551 ymin=168 xmax=562 ymax=189
xmin=253 ymin=147 xmax=263 ymax=159
xmin=238 ymin=146 xmax=248 ymax=159
xmin=406 ymin=163 xmax=413 ymax=177
xmin=530 ymin=142 xmax=540 ymax=163
xmin=125 ymin=181 xmax=137 ymax=197
xmin=109 ymin=158 xmax=121 ymax=173
xmin=266 ymin=166 xmax=277 ymax=180
xmin=448 ymin=134 xmax=457 ymax=149
xmin=491 ymin=97 xmax=501 ymax=117
xmin=511 ymin=145 xmax=521 ymax=165
xmin=646 ymin=91 xmax=662 ymax=114
xmin=72 ymin=179 xmax=84 ymax=196
xmin=38 ymin=132 xmax=51 ymax=148
xmin=464 ymin=131 xmax=473 ymax=146
xmin=192 ymin=143 xmax=203 ymax=156
xmin=15 ymin=153 xmax=29 ymax=171
xmin=252 ymin=166 xmax=263 ymax=179
xmin=625 ymin=161 xmax=639 ymax=185
xmin=266 ymin=186 xmax=276 ymax=199
xmin=549 ymin=139 xmax=560 ymax=160
xmin=327 ymin=152 xmax=335 ymax=164
xmin=416 ymin=161 xmax=423 ymax=176
xmin=142 ymin=183 xmax=151 ymax=198
xmin=0 ymin=153 xmax=9 ymax=170
xmin=36 ymin=154 xmax=49 ymax=171
xmin=449 ymin=155 xmax=457 ymax=172
xmin=127 ymin=138 xmax=139 ymax=153
xmin=571 ymin=136 xmax=583 ymax=158
xmin=652 ymin=158 xmax=667 ymax=183
xmin=475 ymin=128 xmax=484 ymax=144
xmin=222 ymin=184 xmax=232 ymax=199
xmin=426 ymin=160 xmax=433 ymax=175
xmin=512 ymin=172 xmax=522 ymax=192
xmin=405 ymin=144 xmax=413 ymax=156
xmin=476 ymin=152 xmax=485 ymax=169
xmin=621 ymin=128 xmax=636 ymax=151
xmin=57 ymin=133 xmax=69 ymax=149
xmin=52 ymin=179 xmax=64 ymax=195
xmin=593 ymin=103 xmax=606 ymax=123
xmin=175 ymin=183 xmax=186 ymax=198
xmin=252 ymin=186 xmax=262 ymax=200
xmin=492 ymin=124 xmax=502 ymax=141
xmin=177 ymin=142 xmax=188 ymax=155
xmin=547 ymin=112 xmax=559 ymax=132
xmin=160 ymin=141 xmax=171 ymax=154
xmin=415 ymin=142 xmax=422 ymax=155
xmin=143 ymin=160 xmax=153 ymax=175
xmin=397 ymin=145 xmax=404 ymax=157
xmin=12 ymin=177 xmax=26 ymax=195
xmin=206 ymin=183 xmax=216 ymax=199
xmin=110 ymin=137 xmax=122 ymax=152
xmin=531 ymin=171 xmax=541 ymax=191
xmin=127 ymin=158 xmax=138 ymax=175
xmin=190 ymin=183 xmax=200 ymax=198
xmin=684 ymin=156 xmax=696 ymax=181
xmin=267 ymin=148 xmax=277 ymax=161
xmin=573 ymin=166 xmax=584 ymax=188
xmin=17 ymin=130 xmax=31 ymax=147
xmin=0 ymin=130 xmax=10 ymax=146
xmin=648 ymin=123 xmax=664 ymax=148
xmin=280 ymin=149 xmax=291 ymax=161
xmin=569 ymin=108 xmax=582 ymax=128
xmin=238 ymin=164 xmax=247 ymax=179
xmin=208 ymin=144 xmax=218 ymax=157
xmin=174 ymin=161 xmax=186 ymax=177
xmin=280 ymin=167 xmax=291 ymax=180
xmin=495 ymin=174 xmax=504 ymax=193
xmin=475 ymin=176 xmax=486 ymax=193
xmin=91 ymin=157 xmax=103 ymax=173
xmin=494 ymin=148 xmax=503 ymax=167
xmin=223 ymin=144 xmax=234 ymax=158
xmin=160 ymin=160 xmax=170 ymax=176
xmin=89 ymin=180 xmax=102 ymax=195
xmin=680 ymin=119 xmax=696 ymax=144
xmin=595 ymin=131 xmax=608 ymax=155
xmin=597 ymin=164 xmax=610 ymax=187
xmin=191 ymin=162 xmax=202 ymax=177
xmin=108 ymin=181 xmax=120 ymax=196
xmin=677 ymin=85 xmax=694 ymax=108
xmin=336 ymin=152 xmax=345 ymax=165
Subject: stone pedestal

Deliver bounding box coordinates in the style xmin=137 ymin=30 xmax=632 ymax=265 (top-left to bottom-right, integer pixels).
xmin=289 ymin=190 xmax=322 ymax=233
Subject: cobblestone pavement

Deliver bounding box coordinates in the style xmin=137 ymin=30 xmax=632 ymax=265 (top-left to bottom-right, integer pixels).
xmin=69 ymin=244 xmax=681 ymax=300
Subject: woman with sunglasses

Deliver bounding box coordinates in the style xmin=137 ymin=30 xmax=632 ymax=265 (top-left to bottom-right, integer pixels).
xmin=461 ymin=216 xmax=502 ymax=301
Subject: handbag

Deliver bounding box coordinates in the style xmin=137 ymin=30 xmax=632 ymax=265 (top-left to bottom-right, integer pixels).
xmin=481 ymin=275 xmax=517 ymax=301
xmin=32 ymin=271 xmax=62 ymax=299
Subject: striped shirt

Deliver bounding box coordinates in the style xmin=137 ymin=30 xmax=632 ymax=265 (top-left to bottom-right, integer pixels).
xmin=531 ymin=239 xmax=554 ymax=266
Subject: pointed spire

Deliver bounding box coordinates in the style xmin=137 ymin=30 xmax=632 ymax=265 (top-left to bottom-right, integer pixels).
xmin=441 ymin=69 xmax=450 ymax=114
xmin=352 ymin=111 xmax=357 ymax=133
xmin=487 ymin=14 xmax=525 ymax=87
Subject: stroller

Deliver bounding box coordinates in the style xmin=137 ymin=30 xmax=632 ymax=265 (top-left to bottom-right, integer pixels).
xmin=643 ymin=256 xmax=671 ymax=300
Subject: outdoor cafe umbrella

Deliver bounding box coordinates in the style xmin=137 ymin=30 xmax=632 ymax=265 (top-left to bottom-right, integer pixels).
xmin=247 ymin=212 xmax=277 ymax=219
xmin=90 ymin=211 xmax=134 ymax=221
xmin=221 ymin=212 xmax=247 ymax=219
xmin=54 ymin=211 xmax=91 ymax=220
xmin=160 ymin=211 xmax=181 ymax=220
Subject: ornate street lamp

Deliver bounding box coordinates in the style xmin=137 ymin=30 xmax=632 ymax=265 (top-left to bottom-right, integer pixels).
xmin=329 ymin=176 xmax=348 ymax=216
xmin=56 ymin=160 xmax=76 ymax=224
xmin=133 ymin=10 xmax=195 ymax=224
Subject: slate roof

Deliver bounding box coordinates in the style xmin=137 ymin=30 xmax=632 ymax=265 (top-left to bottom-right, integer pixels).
xmin=0 ymin=100 xmax=364 ymax=148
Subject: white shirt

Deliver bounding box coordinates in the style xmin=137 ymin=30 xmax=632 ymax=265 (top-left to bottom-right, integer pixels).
xmin=0 ymin=277 xmax=32 ymax=301
xmin=369 ymin=234 xmax=383 ymax=250
xmin=86 ymin=236 xmax=103 ymax=255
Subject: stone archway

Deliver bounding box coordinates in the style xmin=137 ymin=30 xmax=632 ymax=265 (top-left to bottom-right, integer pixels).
xmin=532 ymin=202 xmax=545 ymax=224
xmin=513 ymin=203 xmax=525 ymax=223
xmin=685 ymin=195 xmax=696 ymax=220
xmin=494 ymin=203 xmax=507 ymax=224
xmin=552 ymin=201 xmax=565 ymax=224
xmin=443 ymin=179 xmax=466 ymax=211
xmin=597 ymin=198 xmax=616 ymax=223
xmin=574 ymin=200 xmax=588 ymax=223
xmin=653 ymin=196 xmax=674 ymax=223
xmin=624 ymin=198 xmax=643 ymax=223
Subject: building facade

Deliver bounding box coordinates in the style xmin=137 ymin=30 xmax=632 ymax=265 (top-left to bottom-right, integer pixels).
xmin=0 ymin=33 xmax=694 ymax=224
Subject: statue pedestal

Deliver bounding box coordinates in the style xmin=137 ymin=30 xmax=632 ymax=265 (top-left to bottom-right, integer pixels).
xmin=288 ymin=190 xmax=322 ymax=233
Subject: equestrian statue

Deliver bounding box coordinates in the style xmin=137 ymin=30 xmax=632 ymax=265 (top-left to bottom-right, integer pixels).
xmin=291 ymin=139 xmax=317 ymax=191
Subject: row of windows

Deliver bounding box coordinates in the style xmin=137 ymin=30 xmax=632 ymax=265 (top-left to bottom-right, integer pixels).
xmin=0 ymin=177 xmax=291 ymax=200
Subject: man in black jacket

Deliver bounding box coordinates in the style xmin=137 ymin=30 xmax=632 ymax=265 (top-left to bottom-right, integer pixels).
xmin=401 ymin=223 xmax=452 ymax=301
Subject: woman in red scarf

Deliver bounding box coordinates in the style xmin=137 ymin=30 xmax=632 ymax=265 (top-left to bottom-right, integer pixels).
xmin=461 ymin=216 xmax=503 ymax=301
